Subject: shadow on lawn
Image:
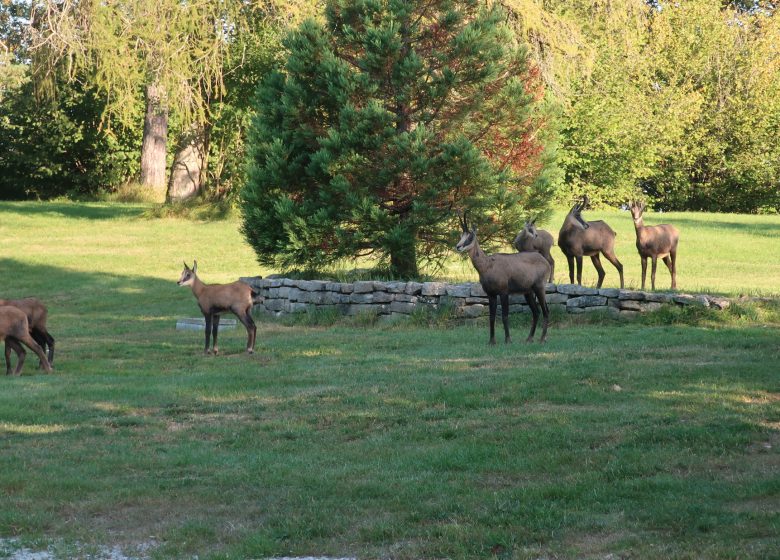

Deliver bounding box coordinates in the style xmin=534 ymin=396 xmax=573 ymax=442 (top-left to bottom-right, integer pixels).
xmin=0 ymin=257 xmax=206 ymax=354
xmin=662 ymin=216 xmax=780 ymax=238
xmin=0 ymin=201 xmax=149 ymax=221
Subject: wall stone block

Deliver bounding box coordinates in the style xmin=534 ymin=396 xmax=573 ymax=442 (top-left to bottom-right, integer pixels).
xmin=244 ymin=276 xmax=732 ymax=320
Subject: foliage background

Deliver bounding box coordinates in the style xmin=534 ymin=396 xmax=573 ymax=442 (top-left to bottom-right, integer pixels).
xmin=3 ymin=0 xmax=778 ymax=211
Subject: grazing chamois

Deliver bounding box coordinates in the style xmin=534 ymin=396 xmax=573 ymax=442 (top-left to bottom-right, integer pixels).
xmin=456 ymin=213 xmax=550 ymax=344
xmin=0 ymin=297 xmax=55 ymax=368
xmin=177 ymin=261 xmax=259 ymax=355
xmin=0 ymin=306 xmax=52 ymax=375
xmin=558 ymin=196 xmax=624 ymax=288
xmin=513 ymin=219 xmax=555 ymax=283
xmin=628 ymin=201 xmax=679 ymax=290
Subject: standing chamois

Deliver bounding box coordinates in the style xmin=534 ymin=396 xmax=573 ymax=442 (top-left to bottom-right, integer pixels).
xmin=628 ymin=201 xmax=679 ymax=290
xmin=558 ymin=196 xmax=624 ymax=288
xmin=513 ymin=219 xmax=555 ymax=283
xmin=0 ymin=305 xmax=52 ymax=375
xmin=177 ymin=261 xmax=259 ymax=355
xmin=0 ymin=297 xmax=55 ymax=368
xmin=456 ymin=213 xmax=550 ymax=344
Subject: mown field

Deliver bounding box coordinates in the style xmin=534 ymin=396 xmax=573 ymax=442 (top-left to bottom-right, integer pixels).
xmin=0 ymin=201 xmax=778 ymax=559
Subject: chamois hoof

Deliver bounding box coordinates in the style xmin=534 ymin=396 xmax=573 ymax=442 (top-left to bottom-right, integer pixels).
xmin=246 ymin=349 xmax=254 ymax=355
xmin=505 ymin=337 xmax=512 ymax=344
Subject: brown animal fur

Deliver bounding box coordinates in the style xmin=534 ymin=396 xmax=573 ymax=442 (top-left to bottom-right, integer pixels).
xmin=558 ymin=197 xmax=624 ymax=288
xmin=178 ymin=261 xmax=258 ymax=354
xmin=0 ymin=297 xmax=55 ymax=368
xmin=628 ymin=201 xmax=679 ymax=290
xmin=0 ymin=305 xmax=52 ymax=375
xmin=514 ymin=219 xmax=555 ymax=283
xmin=456 ymin=214 xmax=550 ymax=344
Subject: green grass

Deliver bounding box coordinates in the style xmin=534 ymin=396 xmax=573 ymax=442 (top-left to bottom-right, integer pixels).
xmin=0 ymin=201 xmax=778 ymax=559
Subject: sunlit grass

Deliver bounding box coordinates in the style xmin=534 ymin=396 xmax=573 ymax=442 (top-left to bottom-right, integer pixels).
xmin=0 ymin=201 xmax=777 ymax=559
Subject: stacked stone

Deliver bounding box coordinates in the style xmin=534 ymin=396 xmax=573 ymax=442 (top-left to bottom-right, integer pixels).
xmin=240 ymin=277 xmax=731 ymax=319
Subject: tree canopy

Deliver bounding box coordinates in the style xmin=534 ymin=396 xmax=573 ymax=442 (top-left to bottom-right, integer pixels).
xmin=241 ymin=0 xmax=557 ymax=277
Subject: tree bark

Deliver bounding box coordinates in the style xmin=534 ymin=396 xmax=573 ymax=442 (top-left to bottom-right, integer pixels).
xmin=140 ymin=82 xmax=168 ymax=198
xmin=166 ymin=123 xmax=208 ymax=203
xmin=389 ymin=223 xmax=419 ymax=279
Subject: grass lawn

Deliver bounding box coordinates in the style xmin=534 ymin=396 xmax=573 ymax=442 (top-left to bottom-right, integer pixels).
xmin=0 ymin=201 xmax=778 ymax=559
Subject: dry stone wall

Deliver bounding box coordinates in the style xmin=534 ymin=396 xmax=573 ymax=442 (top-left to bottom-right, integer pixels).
xmin=241 ymin=277 xmax=731 ymax=319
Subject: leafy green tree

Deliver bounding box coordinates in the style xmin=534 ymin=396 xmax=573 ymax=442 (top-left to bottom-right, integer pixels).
xmin=643 ymin=0 xmax=780 ymax=212
xmin=243 ymin=0 xmax=557 ymax=278
xmin=0 ymin=76 xmax=139 ymax=199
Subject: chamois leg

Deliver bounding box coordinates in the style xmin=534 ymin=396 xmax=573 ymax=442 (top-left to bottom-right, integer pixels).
xmin=500 ymin=293 xmax=511 ymax=344
xmin=17 ymin=333 xmax=50 ymax=373
xmin=665 ymin=252 xmax=677 ymax=289
xmin=566 ymin=255 xmax=575 ymax=284
xmin=542 ymin=252 xmax=555 ymax=284
xmin=591 ymin=254 xmax=606 ymax=288
xmin=203 ymin=314 xmax=213 ymax=354
xmin=534 ymin=284 xmax=549 ymax=343
xmin=4 ymin=340 xmax=13 ymax=375
xmin=640 ymin=256 xmax=648 ymax=290
xmin=650 ymin=257 xmax=658 ymax=291
xmin=602 ymin=250 xmax=624 ymax=289
xmin=37 ymin=328 xmax=55 ymax=367
xmin=524 ymin=293 xmax=540 ymax=343
xmin=245 ymin=312 xmax=257 ymax=354
xmin=31 ymin=329 xmax=54 ymax=369
xmin=575 ymin=255 xmax=584 ymax=285
xmin=233 ymin=305 xmax=257 ymax=354
xmin=211 ymin=314 xmax=221 ymax=355
xmin=487 ymin=294 xmax=498 ymax=346
xmin=5 ymin=338 xmax=25 ymax=375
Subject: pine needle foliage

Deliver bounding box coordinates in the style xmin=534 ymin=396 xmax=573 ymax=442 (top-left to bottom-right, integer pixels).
xmin=242 ymin=0 xmax=558 ymax=278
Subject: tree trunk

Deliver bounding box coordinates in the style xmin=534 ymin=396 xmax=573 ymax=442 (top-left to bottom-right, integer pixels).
xmin=166 ymin=123 xmax=208 ymax=203
xmin=389 ymin=225 xmax=419 ymax=279
xmin=140 ymin=82 xmax=168 ymax=199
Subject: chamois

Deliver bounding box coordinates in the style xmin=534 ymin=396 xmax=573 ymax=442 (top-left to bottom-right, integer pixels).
xmin=456 ymin=213 xmax=550 ymax=344
xmin=513 ymin=219 xmax=555 ymax=283
xmin=0 ymin=305 xmax=52 ymax=375
xmin=177 ymin=261 xmax=258 ymax=355
xmin=628 ymin=201 xmax=679 ymax=290
xmin=0 ymin=297 xmax=55 ymax=368
xmin=558 ymin=196 xmax=624 ymax=288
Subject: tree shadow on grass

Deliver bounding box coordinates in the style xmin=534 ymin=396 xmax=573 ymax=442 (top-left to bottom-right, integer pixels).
xmin=0 ymin=257 xmax=220 ymax=368
xmin=663 ymin=216 xmax=780 ymax=238
xmin=0 ymin=201 xmax=149 ymax=221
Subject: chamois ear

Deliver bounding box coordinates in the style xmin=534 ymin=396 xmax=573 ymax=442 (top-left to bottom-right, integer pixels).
xmin=192 ymin=260 xmax=198 ymax=273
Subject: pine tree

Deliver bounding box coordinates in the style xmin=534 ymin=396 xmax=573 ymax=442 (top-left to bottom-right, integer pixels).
xmin=242 ymin=0 xmax=557 ymax=278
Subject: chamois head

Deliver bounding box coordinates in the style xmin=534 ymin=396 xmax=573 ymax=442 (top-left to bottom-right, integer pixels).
xmin=569 ymin=197 xmax=590 ymax=230
xmin=523 ymin=218 xmax=539 ymax=239
xmin=455 ymin=211 xmax=477 ymax=253
xmin=628 ymin=200 xmax=647 ymax=222
xmin=177 ymin=261 xmax=198 ymax=287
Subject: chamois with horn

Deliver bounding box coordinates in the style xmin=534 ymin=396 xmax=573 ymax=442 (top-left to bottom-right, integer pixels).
xmin=513 ymin=218 xmax=555 ymax=283
xmin=177 ymin=261 xmax=259 ymax=355
xmin=0 ymin=297 xmax=55 ymax=368
xmin=558 ymin=196 xmax=624 ymax=288
xmin=456 ymin=213 xmax=550 ymax=344
xmin=628 ymin=200 xmax=679 ymax=290
xmin=0 ymin=305 xmax=52 ymax=375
